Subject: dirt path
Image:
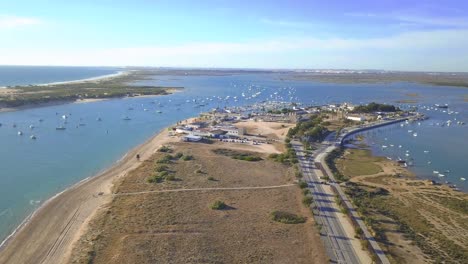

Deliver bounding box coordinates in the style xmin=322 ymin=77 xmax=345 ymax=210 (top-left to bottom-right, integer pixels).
xmin=115 ymin=184 xmax=296 ymax=196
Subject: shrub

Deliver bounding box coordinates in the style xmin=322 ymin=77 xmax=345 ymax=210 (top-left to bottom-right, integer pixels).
xmin=302 ymin=196 xmax=314 ymax=206
xmin=182 ymin=155 xmax=194 ymax=161
xmin=158 ymin=145 xmax=172 ymax=153
xmin=302 ymin=189 xmax=311 ymax=196
xmin=155 ymin=165 xmax=168 ymax=172
xmin=174 ymin=152 xmax=184 ymax=159
xmin=271 ymin=211 xmax=306 ymax=224
xmin=210 ymin=200 xmax=227 ymax=210
xmin=166 ymin=174 xmax=176 ymax=181
xmin=298 ymin=181 xmax=308 ymax=189
xmin=207 ymin=176 xmax=215 ymax=181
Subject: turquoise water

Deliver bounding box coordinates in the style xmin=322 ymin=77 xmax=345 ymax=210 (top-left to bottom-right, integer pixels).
xmin=0 ymin=72 xmax=467 ymax=243
xmin=0 ymin=66 xmax=118 ymax=87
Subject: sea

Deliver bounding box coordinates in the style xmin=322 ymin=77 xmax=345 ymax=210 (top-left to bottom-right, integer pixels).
xmin=0 ymin=66 xmax=467 ymax=244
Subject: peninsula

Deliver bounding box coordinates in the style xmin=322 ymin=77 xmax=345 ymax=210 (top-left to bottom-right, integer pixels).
xmin=0 ymin=70 xmax=182 ymax=111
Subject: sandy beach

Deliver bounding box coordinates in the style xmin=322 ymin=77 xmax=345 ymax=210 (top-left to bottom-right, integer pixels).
xmin=0 ymin=126 xmax=179 ymax=264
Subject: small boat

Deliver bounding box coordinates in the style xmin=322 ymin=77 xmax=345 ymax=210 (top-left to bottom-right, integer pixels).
xmin=56 ymin=126 xmax=66 ymax=130
xmin=122 ymin=116 xmax=131 ymax=121
xmin=382 ymin=145 xmax=388 ymax=148
xmin=30 ymin=135 xmax=37 ymax=140
xmin=413 ymin=133 xmax=418 ymax=137
xmin=97 ymin=117 xmax=102 ymax=121
xmin=438 ymin=174 xmax=445 ymax=177
xmin=62 ymin=115 xmax=67 ymax=119
xmin=461 ymin=178 xmax=466 ymax=181
xmin=29 ymin=125 xmax=34 ymax=129
xmin=156 ymin=110 xmax=162 ymax=114
xmin=433 ymin=170 xmax=439 ymax=174
xmin=17 ymin=131 xmax=23 ymax=136
xmin=424 ymin=150 xmax=429 ymax=153
xmin=79 ymin=123 xmax=86 ymax=126
xmin=39 ymin=119 xmax=44 ymax=122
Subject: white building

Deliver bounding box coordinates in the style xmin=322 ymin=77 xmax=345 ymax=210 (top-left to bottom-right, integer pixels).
xmin=346 ymin=115 xmax=366 ymax=122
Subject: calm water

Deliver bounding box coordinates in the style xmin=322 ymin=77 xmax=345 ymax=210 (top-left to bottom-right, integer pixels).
xmin=0 ymin=66 xmax=119 ymax=87
xmin=0 ymin=71 xmax=467 ymax=243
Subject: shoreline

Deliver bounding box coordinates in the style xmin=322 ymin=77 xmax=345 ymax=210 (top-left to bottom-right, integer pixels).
xmin=0 ymin=88 xmax=182 ymax=113
xmin=0 ymin=120 xmax=183 ymax=263
xmin=0 ymin=70 xmax=129 ymax=89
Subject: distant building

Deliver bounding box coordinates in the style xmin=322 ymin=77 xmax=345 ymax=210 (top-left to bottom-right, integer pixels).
xmin=182 ymin=135 xmax=202 ymax=142
xmin=346 ymin=115 xmax=366 ymax=122
xmin=225 ymin=127 xmax=246 ymax=136
xmin=186 ymin=122 xmax=207 ymax=130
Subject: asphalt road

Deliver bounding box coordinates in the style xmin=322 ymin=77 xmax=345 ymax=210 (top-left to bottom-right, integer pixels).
xmin=293 ymin=137 xmax=360 ymax=264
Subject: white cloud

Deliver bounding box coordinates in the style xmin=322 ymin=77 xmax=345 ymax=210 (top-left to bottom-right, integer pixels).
xmin=1 ymin=29 xmax=468 ymax=71
xmin=260 ymin=18 xmax=316 ymax=28
xmin=0 ymin=15 xmax=42 ymax=29
xmin=346 ymin=12 xmax=468 ymax=28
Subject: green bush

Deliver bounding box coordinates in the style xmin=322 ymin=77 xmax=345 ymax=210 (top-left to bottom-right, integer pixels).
xmin=174 ymin=152 xmax=184 ymax=159
xmin=302 ymin=189 xmax=311 ymax=196
xmin=210 ymin=200 xmax=227 ymax=210
xmin=302 ymin=196 xmax=314 ymax=206
xmin=298 ymin=181 xmax=308 ymax=189
xmin=182 ymin=155 xmax=194 ymax=161
xmin=207 ymin=176 xmax=215 ymax=181
xmin=271 ymin=211 xmax=306 ymax=224
xmin=158 ymin=145 xmax=172 ymax=153
xmin=155 ymin=165 xmax=168 ymax=172
xmin=166 ymin=174 xmax=176 ymax=181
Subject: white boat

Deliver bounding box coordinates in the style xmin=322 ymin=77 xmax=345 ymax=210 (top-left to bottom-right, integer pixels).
xmin=56 ymin=126 xmax=66 ymax=130
xmin=17 ymin=131 xmax=23 ymax=136
xmin=438 ymin=174 xmax=445 ymax=177
xmin=413 ymin=133 xmax=418 ymax=137
xmin=382 ymin=145 xmax=388 ymax=148
xmin=433 ymin=170 xmax=439 ymax=174
xmin=461 ymin=178 xmax=466 ymax=181
xmin=29 ymin=125 xmax=34 ymax=129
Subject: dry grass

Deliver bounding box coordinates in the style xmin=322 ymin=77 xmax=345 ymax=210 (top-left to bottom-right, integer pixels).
xmin=336 ymin=149 xmax=384 ymax=177
xmin=337 ymin=149 xmax=468 ymax=263
xmin=71 ymin=141 xmax=327 ymax=264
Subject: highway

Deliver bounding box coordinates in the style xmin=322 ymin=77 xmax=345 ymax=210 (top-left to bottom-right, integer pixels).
xmin=293 ymin=119 xmax=400 ymax=264
xmin=293 ymin=134 xmax=361 ymax=264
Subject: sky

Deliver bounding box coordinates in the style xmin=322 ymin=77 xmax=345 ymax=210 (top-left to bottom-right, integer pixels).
xmin=0 ymin=0 xmax=468 ymax=71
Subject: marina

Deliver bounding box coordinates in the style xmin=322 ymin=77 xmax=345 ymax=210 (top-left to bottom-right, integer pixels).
xmin=0 ymin=70 xmax=468 ymax=245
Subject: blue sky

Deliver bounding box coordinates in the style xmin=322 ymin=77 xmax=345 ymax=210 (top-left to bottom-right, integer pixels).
xmin=1 ymin=0 xmax=468 ymax=71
